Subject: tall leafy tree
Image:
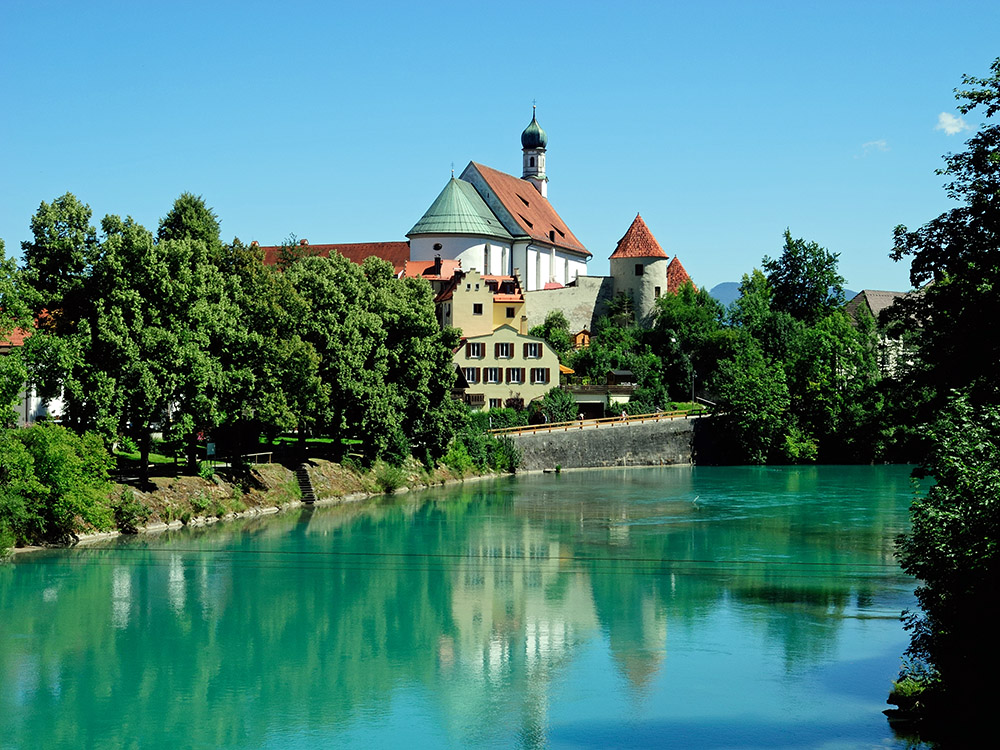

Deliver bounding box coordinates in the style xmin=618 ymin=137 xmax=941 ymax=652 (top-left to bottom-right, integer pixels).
xmin=651 ymin=281 xmax=734 ymax=401
xmin=1 ymin=239 xmax=31 ymax=424
xmin=888 ymin=57 xmax=1000 ymax=411
xmin=762 ymin=230 xmax=845 ymax=324
xmin=20 ymin=193 xmax=100 ymax=329
xmin=711 ymin=339 xmax=791 ymax=463
xmin=158 ymin=193 xmax=223 ymax=259
xmin=529 ymin=310 xmax=573 ymax=359
xmin=888 ymin=58 xmax=1000 ymax=732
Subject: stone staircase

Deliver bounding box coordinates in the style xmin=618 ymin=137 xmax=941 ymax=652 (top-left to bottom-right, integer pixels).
xmin=296 ymin=464 xmax=317 ymax=504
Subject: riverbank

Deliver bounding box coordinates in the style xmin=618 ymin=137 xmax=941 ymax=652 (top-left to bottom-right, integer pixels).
xmin=7 ymin=458 xmax=504 ymax=556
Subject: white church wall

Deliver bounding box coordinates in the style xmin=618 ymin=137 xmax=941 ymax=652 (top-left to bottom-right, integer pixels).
xmin=411 ymin=236 xmax=512 ymax=276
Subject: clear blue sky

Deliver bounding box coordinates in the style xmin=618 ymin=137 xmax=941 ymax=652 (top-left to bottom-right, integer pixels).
xmin=2 ymin=1 xmax=998 ymax=293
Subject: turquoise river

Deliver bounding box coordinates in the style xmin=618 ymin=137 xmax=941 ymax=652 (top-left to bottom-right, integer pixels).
xmin=1 ymin=465 xmax=933 ymax=749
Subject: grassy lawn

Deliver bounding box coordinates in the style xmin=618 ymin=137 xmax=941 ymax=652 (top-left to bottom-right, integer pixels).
xmin=115 ymin=450 xmax=176 ymax=465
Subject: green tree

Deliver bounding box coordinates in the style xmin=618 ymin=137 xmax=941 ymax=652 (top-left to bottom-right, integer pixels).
xmin=887 ymin=58 xmax=1000 ymax=734
xmin=727 ymin=269 xmax=800 ymax=363
xmin=888 ymin=57 xmax=1000 ymax=413
xmin=529 ymin=310 xmax=573 ymax=359
xmin=784 ymin=310 xmax=883 ymax=461
xmin=1 ymin=239 xmax=31 ymax=425
xmin=19 ymin=193 xmax=100 ymax=328
xmin=651 ymin=280 xmax=733 ymax=402
xmin=711 ymin=340 xmax=791 ymax=463
xmin=894 ymin=395 xmax=1000 ymax=727
xmin=157 ymin=192 xmax=223 ymax=259
xmin=538 ymin=387 xmax=577 ymax=423
xmin=762 ymin=230 xmax=845 ymax=324
xmin=274 ymin=233 xmax=322 ymax=270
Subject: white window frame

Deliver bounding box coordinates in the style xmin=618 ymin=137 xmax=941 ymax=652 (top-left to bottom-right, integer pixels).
xmin=467 ymin=342 xmax=485 ymax=359
xmin=484 ymin=367 xmax=501 ymax=384
xmin=496 ymin=342 xmax=513 ymax=359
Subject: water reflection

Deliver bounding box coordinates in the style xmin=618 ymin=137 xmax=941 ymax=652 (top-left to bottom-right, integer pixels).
xmin=0 ymin=466 xmax=924 ymax=749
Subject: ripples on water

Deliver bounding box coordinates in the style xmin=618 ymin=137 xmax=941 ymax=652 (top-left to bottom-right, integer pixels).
xmin=0 ymin=465 xmax=931 ymax=749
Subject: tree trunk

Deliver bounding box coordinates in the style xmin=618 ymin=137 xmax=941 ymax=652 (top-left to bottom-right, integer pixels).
xmin=139 ymin=427 xmax=151 ymax=482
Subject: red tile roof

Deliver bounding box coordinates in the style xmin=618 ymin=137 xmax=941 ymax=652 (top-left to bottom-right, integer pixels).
xmin=0 ymin=327 xmax=30 ymax=348
xmin=402 ymin=258 xmax=462 ymax=281
xmin=666 ymin=256 xmax=694 ymax=294
xmin=609 ymin=214 xmax=669 ymax=260
xmin=259 ymin=241 xmax=410 ymax=274
xmin=435 ymin=273 xmax=524 ymax=303
xmin=469 ymin=163 xmax=590 ymax=257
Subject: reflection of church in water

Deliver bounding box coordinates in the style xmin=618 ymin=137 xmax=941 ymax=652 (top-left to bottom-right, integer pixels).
xmin=435 ymin=519 xmax=669 ymax=727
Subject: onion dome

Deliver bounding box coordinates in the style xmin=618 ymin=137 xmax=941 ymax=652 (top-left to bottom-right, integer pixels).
xmin=521 ymin=107 xmax=548 ymax=150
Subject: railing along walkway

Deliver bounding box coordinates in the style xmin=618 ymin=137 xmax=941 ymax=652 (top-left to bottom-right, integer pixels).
xmin=489 ymin=409 xmax=708 ymax=438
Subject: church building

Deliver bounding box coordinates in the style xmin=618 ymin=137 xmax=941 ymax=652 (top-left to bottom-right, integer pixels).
xmin=407 ymin=108 xmax=591 ymax=291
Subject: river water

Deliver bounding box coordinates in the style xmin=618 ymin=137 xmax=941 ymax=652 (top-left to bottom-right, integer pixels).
xmin=1 ymin=465 xmax=930 ymax=749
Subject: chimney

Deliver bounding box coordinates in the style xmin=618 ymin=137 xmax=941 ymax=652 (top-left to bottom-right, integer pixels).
xmin=432 ymin=254 xmax=442 ymax=277
xmin=520 ymin=315 xmax=528 ymax=336
xmin=299 ymin=239 xmax=309 ymax=246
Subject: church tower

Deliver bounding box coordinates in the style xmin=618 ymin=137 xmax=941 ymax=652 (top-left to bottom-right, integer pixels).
xmin=521 ymin=106 xmax=548 ymax=197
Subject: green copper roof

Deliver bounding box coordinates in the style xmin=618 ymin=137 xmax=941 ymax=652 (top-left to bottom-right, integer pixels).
xmin=521 ymin=109 xmax=547 ymax=150
xmin=407 ymin=178 xmax=513 ymax=240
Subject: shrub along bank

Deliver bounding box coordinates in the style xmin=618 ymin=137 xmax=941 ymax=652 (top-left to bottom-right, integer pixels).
xmin=1 ymin=421 xmax=519 ymax=555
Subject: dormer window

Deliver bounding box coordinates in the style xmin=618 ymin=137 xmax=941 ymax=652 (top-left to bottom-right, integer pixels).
xmin=549 ymin=230 xmax=555 ymax=242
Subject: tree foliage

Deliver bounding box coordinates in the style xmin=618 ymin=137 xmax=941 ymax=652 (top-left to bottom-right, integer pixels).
xmin=528 ymin=310 xmax=573 ymax=359
xmin=763 ymin=230 xmax=845 ymax=324
xmin=895 ymin=395 xmax=1000 ymax=724
xmin=888 ymin=57 xmax=1000 ymax=413
xmin=887 ymin=58 xmax=1000 ymax=732
xmin=0 ymin=423 xmax=114 ymax=545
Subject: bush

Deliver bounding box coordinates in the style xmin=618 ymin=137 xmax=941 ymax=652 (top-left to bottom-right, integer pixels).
xmin=442 ymin=441 xmax=475 ymax=476
xmin=198 ymin=461 xmax=215 ymax=481
xmin=0 ymin=521 xmax=14 ymax=558
xmin=373 ymin=460 xmax=405 ymax=493
xmin=113 ymin=489 xmax=151 ymax=534
xmin=1 ymin=424 xmax=115 ymax=543
xmin=118 ymin=436 xmax=139 ymax=455
xmin=190 ymin=492 xmax=211 ymax=515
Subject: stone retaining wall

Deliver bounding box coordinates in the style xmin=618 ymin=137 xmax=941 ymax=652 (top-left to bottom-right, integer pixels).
xmin=510 ymin=417 xmax=695 ymax=471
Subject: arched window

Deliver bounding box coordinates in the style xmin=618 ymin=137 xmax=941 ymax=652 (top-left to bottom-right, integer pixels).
xmin=529 ymin=156 xmax=535 ymax=167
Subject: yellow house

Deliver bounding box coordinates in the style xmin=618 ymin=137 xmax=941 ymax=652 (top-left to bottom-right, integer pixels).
xmin=437 ymin=270 xmax=526 ymax=339
xmin=456 ymin=325 xmax=559 ymax=410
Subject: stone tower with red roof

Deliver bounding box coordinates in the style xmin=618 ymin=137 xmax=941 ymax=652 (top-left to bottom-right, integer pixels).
xmin=609 ymin=214 xmax=692 ymax=325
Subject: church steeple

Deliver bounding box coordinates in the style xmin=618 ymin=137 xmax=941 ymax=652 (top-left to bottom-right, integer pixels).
xmin=521 ymin=105 xmax=548 ymax=197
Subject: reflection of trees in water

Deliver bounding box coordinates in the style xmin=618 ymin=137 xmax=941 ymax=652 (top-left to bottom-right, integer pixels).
xmin=0 ymin=466 xmax=913 ymax=747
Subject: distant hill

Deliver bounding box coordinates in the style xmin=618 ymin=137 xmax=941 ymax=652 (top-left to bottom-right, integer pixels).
xmin=709 ymin=282 xmax=857 ymax=308
xmin=708 ymin=282 xmax=741 ymax=307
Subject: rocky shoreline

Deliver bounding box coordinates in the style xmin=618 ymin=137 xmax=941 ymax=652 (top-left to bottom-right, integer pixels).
xmin=8 ymin=458 xmax=503 ymax=556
